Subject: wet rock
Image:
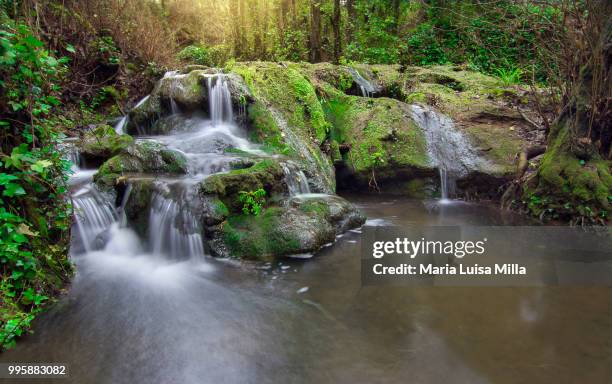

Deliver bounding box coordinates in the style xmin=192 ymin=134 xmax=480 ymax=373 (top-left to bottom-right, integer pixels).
xmin=200 ymin=159 xmax=285 ymax=206
xmin=126 ymin=70 xmax=252 ymax=135
xmin=126 ymin=94 xmax=161 ymax=135
xmin=78 ymin=124 xmax=134 ymax=165
xmin=94 ymin=140 xmax=187 ymax=188
xmin=207 ymin=194 xmax=365 ymax=260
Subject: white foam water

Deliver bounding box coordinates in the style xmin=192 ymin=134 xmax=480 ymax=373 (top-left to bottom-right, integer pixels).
xmin=281 ymin=161 xmax=310 ymax=196
xmin=410 ymin=104 xmax=482 ymax=200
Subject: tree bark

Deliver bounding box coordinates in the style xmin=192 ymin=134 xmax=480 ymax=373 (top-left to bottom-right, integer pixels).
xmin=332 ymin=0 xmax=341 ymax=62
xmin=346 ymin=0 xmax=355 ymax=43
xmin=392 ymin=0 xmax=401 ymax=35
xmin=310 ymin=0 xmax=322 ymax=62
xmin=231 ymin=0 xmax=242 ymax=58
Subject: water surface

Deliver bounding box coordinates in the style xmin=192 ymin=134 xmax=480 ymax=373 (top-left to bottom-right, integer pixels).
xmin=2 ymin=195 xmax=610 ymax=384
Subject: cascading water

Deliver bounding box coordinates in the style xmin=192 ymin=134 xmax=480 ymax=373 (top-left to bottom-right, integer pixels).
xmin=67 ymin=71 xmax=307 ymax=266
xmin=164 ymin=71 xmax=185 ymax=115
xmin=207 ymin=75 xmax=234 ymax=123
xmin=347 ymin=67 xmax=376 ymax=98
xmin=410 ymin=104 xmax=482 ymax=201
xmin=149 ymin=192 xmax=205 ymax=259
xmin=114 ymin=116 xmax=128 ymax=134
xmin=281 ymin=161 xmax=311 ymax=196
xmin=72 ymin=186 xmax=117 ymax=252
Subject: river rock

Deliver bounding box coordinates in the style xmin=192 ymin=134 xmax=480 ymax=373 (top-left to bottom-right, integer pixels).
xmin=206 ymin=194 xmax=365 ymax=260
xmin=126 ymin=70 xmax=252 ymax=135
xmin=78 ymin=124 xmax=134 ymax=165
xmin=94 ymin=140 xmax=187 ymax=188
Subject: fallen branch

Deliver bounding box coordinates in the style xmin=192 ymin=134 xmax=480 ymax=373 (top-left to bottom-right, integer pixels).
xmin=517 ymin=107 xmax=542 ymax=131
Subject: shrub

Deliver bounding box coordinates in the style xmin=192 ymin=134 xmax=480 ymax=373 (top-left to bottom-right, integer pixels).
xmin=238 ymin=189 xmax=266 ymax=216
xmin=177 ymin=45 xmax=211 ymax=66
xmin=0 ymin=21 xmax=73 ymax=350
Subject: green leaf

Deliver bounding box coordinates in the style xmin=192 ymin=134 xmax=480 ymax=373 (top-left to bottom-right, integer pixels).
xmin=0 ymin=174 xmax=18 ymax=185
xmin=2 ymin=183 xmax=26 ymax=197
xmin=66 ymin=44 xmax=76 ymax=53
xmin=24 ymin=35 xmax=44 ymax=48
xmin=30 ymin=160 xmax=52 ymax=173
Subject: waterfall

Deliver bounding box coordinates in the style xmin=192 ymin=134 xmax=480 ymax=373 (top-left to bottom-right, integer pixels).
xmin=134 ymin=95 xmax=150 ymax=109
xmin=347 ymin=67 xmax=376 ymax=98
xmin=72 ymin=187 xmax=117 ymax=252
xmin=439 ymin=169 xmax=449 ymax=200
xmin=114 ymin=116 xmax=128 ymax=134
xmin=118 ymin=183 xmax=133 ymax=227
xmin=149 ymin=193 xmax=204 ymax=260
xmin=65 ymin=145 xmax=83 ymax=171
xmin=281 ymin=162 xmax=311 ymax=196
xmin=207 ymin=75 xmax=234 ymax=123
xmin=410 ymin=105 xmax=481 ymax=201
xmin=164 ymin=71 xmax=185 ymax=115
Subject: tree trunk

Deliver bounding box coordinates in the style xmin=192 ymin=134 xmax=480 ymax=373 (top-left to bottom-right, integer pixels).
xmin=346 ymin=0 xmax=355 ymax=44
xmin=310 ymin=0 xmax=322 ymax=62
xmin=392 ymin=0 xmax=401 ymax=35
xmin=332 ymin=0 xmax=341 ymax=62
xmin=231 ymin=0 xmax=242 ymax=58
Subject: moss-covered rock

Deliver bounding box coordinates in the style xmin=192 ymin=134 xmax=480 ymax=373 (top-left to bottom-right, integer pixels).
xmin=321 ymin=91 xmax=431 ymax=188
xmin=231 ymin=62 xmax=335 ymax=193
xmin=126 ymin=94 xmax=161 ymax=135
xmin=366 ymin=64 xmax=535 ymax=176
xmin=94 ymin=140 xmax=187 ymax=188
xmin=78 ymin=124 xmax=134 ymax=165
xmin=520 ymin=119 xmax=611 ymax=222
xmin=126 ymin=70 xmax=252 ymax=135
xmin=200 ymin=158 xmax=286 ymax=212
xmin=209 ymin=194 xmax=365 ymax=260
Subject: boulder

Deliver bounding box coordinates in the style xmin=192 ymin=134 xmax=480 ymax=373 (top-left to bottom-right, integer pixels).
xmin=207 ymin=194 xmax=365 ymax=260
xmin=94 ymin=140 xmax=187 ymax=188
xmin=78 ymin=124 xmax=134 ymax=165
xmin=126 ymin=70 xmax=253 ymax=135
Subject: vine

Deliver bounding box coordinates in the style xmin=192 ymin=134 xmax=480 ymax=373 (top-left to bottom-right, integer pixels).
xmin=0 ymin=19 xmax=73 ymax=350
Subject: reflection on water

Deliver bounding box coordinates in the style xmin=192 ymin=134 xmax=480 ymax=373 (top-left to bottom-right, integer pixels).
xmin=1 ymin=195 xmax=610 ymax=384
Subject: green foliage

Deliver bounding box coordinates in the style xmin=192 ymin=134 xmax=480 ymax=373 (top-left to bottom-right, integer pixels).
xmin=89 ymin=36 xmax=120 ymax=66
xmin=495 ymin=67 xmax=523 ymax=86
xmin=399 ymin=1 xmax=553 ymax=81
xmin=345 ymin=1 xmax=401 ymax=64
xmin=404 ymin=22 xmax=448 ymax=66
xmin=177 ymin=44 xmax=230 ymax=67
xmin=177 ymin=45 xmax=212 ymax=66
xmin=0 ymin=21 xmax=73 ymax=351
xmin=238 ymin=188 xmax=266 ymax=216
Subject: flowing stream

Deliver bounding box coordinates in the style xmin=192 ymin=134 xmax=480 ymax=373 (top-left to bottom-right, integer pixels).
xmin=3 ymin=194 xmax=610 ymax=384
xmin=1 ymin=75 xmax=610 ymax=384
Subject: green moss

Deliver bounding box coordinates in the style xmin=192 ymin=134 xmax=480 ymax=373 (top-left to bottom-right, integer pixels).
xmin=523 ymin=120 xmax=611 ymax=221
xmin=201 ymin=159 xmax=284 ymax=211
xmin=299 ymin=200 xmax=330 ymax=216
xmin=247 ymin=101 xmax=291 ymax=155
xmin=406 ymin=92 xmax=427 ymax=103
xmin=213 ymin=199 xmax=230 ymax=217
xmin=94 ymin=156 xmax=123 ymax=187
xmin=222 ymin=208 xmax=301 ymax=260
xmin=93 ymin=142 xmax=187 ymax=188
xmin=404 ymin=179 xmax=431 ymax=198
xmin=79 ymin=125 xmax=134 ymax=160
xmin=329 ymin=140 xmax=342 ymax=162
xmin=232 ymin=63 xmax=330 ymax=146
xmin=344 ymin=98 xmax=429 ymax=174
xmin=231 ymin=63 xmax=336 ymax=191
xmin=160 ymin=149 xmax=187 ymax=173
